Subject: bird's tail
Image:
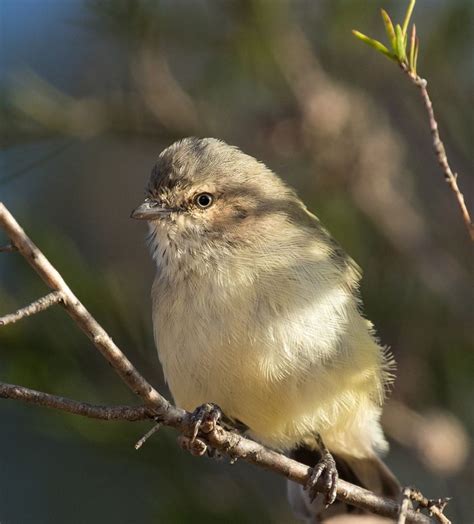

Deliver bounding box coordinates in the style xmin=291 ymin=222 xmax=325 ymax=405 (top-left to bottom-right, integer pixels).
xmin=288 ymin=446 xmax=400 ymax=523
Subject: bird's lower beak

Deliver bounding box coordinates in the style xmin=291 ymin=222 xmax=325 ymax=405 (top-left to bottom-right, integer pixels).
xmin=130 ymin=201 xmax=170 ymax=220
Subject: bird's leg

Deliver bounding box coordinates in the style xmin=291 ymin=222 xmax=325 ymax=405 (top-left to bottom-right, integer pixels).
xmin=304 ymin=434 xmax=339 ymax=506
xmin=189 ymin=402 xmax=224 ymax=442
xmin=189 ymin=402 xmax=247 ymax=439
xmin=187 ymin=403 xmax=248 ymax=460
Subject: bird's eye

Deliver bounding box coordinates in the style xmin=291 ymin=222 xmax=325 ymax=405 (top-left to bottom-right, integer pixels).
xmin=195 ymin=193 xmax=213 ymax=209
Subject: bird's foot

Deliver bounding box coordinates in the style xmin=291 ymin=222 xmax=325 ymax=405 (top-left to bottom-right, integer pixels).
xmin=304 ymin=451 xmax=339 ymax=507
xmin=180 ymin=403 xmax=225 ymax=459
xmin=189 ymin=402 xmax=223 ymax=442
xmin=184 ymin=403 xmax=246 ymax=460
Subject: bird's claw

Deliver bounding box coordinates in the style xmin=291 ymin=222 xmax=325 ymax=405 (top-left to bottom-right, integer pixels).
xmin=189 ymin=402 xmax=223 ymax=442
xmin=304 ymin=452 xmax=338 ymax=507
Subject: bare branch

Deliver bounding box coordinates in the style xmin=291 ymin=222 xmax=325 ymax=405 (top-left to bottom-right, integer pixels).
xmin=400 ymin=65 xmax=473 ymax=241
xmin=0 ymin=291 xmax=63 ymax=326
xmin=0 ymin=202 xmax=446 ymax=523
xmin=0 ymin=379 xmax=431 ymax=524
xmin=0 ymin=202 xmax=173 ymax=414
xmin=0 ymin=382 xmax=151 ymax=421
xmin=193 ymin=426 xmax=433 ymax=523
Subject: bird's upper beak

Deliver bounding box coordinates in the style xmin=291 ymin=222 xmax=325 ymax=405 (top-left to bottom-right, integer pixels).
xmin=130 ymin=200 xmax=170 ymax=220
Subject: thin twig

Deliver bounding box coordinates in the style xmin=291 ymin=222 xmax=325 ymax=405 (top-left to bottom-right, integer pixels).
xmin=401 ymin=64 xmax=474 ymax=241
xmin=0 ymin=140 xmax=73 ymax=187
xmin=0 ymin=202 xmax=446 ymax=523
xmin=409 ymin=489 xmax=451 ymax=524
xmin=0 ymin=291 xmax=63 ymax=326
xmin=0 ymin=243 xmax=17 ymax=252
xmin=135 ymin=422 xmax=162 ymax=450
xmin=0 ymin=382 xmax=152 ymax=421
xmin=398 ymin=487 xmax=414 ymax=524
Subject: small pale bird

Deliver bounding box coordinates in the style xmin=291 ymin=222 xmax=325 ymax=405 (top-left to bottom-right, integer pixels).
xmin=132 ymin=137 xmax=399 ymax=521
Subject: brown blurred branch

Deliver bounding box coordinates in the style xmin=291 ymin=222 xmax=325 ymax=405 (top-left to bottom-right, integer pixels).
xmin=383 ymin=400 xmax=470 ymax=476
xmin=0 ymin=202 xmax=446 ymax=523
xmin=261 ymin=7 xmax=470 ymax=315
xmin=401 ymin=65 xmax=473 ymax=241
xmin=132 ymin=48 xmax=199 ymax=133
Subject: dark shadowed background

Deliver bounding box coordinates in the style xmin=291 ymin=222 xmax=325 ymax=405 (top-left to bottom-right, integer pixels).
xmin=0 ymin=1 xmax=473 ymax=523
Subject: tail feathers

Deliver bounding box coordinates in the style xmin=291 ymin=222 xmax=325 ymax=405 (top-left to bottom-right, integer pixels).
xmin=288 ymin=447 xmax=400 ymax=523
xmin=342 ymin=454 xmax=400 ymax=500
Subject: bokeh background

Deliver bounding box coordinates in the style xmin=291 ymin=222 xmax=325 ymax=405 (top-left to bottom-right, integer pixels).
xmin=0 ymin=1 xmax=472 ymax=522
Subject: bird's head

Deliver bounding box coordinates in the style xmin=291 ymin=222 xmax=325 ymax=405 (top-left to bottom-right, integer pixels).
xmin=131 ymin=137 xmax=301 ymax=273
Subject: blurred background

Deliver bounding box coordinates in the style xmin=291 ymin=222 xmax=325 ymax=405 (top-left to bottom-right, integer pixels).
xmin=0 ymin=0 xmax=472 ymax=522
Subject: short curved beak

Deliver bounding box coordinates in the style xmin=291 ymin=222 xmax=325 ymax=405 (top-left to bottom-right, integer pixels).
xmin=130 ymin=201 xmax=170 ymax=220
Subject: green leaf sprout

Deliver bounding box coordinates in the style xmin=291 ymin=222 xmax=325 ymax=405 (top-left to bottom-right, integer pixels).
xmin=352 ymin=0 xmax=419 ymax=75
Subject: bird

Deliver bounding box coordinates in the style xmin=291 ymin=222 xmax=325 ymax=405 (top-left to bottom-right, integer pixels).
xmin=131 ymin=137 xmax=399 ymax=522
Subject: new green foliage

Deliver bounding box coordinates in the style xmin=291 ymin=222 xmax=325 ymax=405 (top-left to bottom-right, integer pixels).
xmin=353 ymin=0 xmax=419 ymax=74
